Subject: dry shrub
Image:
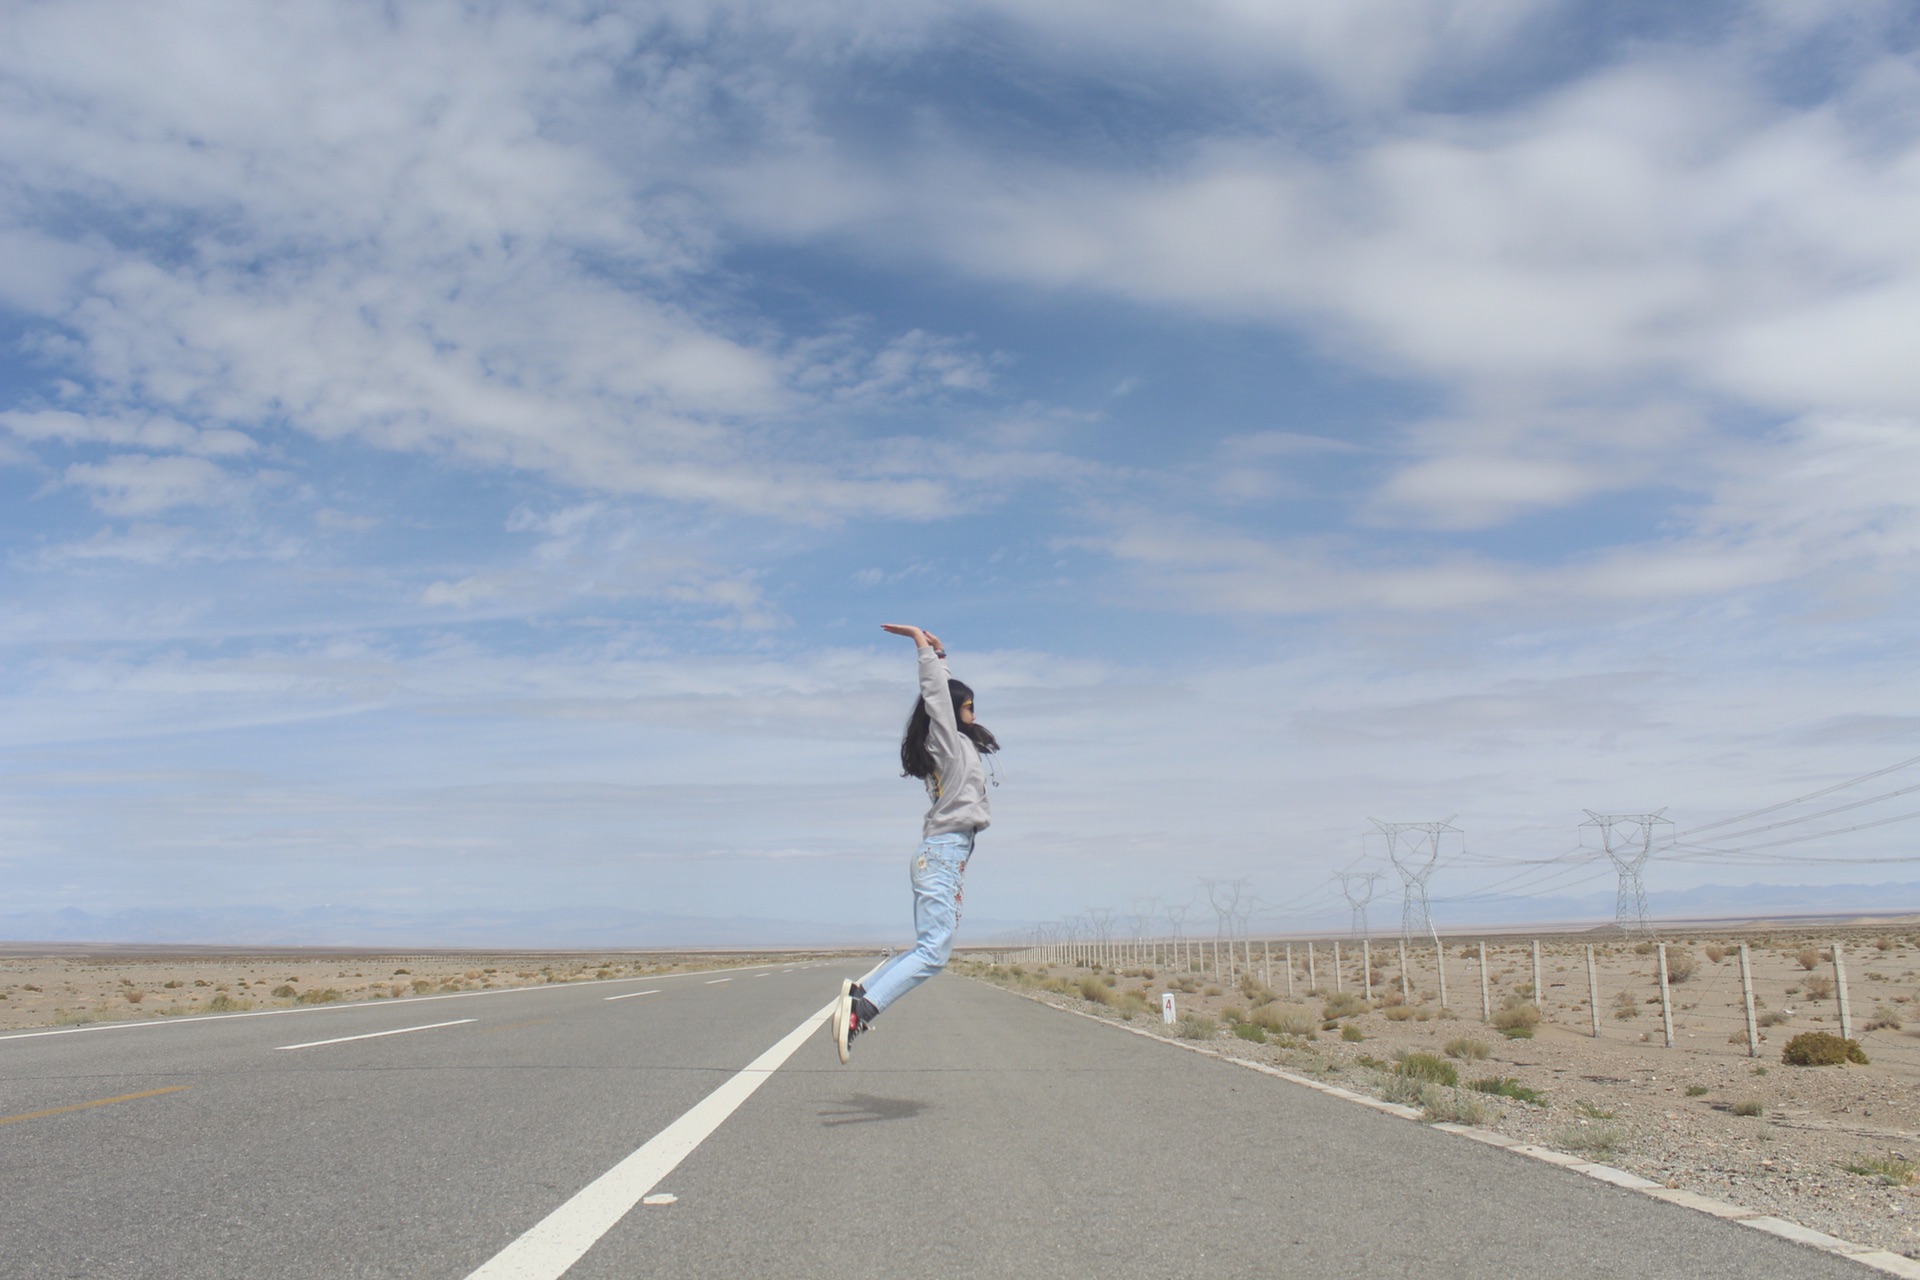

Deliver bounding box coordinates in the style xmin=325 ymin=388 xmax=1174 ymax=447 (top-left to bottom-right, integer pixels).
xmin=1395 ymin=1051 xmax=1458 ymax=1086
xmin=1177 ymin=1015 xmax=1219 ymax=1040
xmin=1382 ymin=1005 xmax=1416 ymax=1022
xmin=123 ymin=990 xmax=145 ymax=1004
xmin=1703 ymin=944 xmax=1727 ymax=963
xmin=1796 ymin=948 xmax=1823 ymax=971
xmin=1491 ymin=999 xmax=1540 ymax=1033
xmin=1322 ymin=991 xmax=1367 ymax=1020
xmin=1663 ymin=948 xmax=1697 ymax=983
xmin=1421 ymin=1086 xmax=1493 ymax=1125
xmin=1250 ymin=1003 xmax=1318 ymax=1036
xmin=1805 ymin=974 xmax=1834 ymax=1002
xmin=1076 ymin=974 xmax=1115 ymax=1004
xmin=1444 ymin=1037 xmax=1490 ymax=1061
xmin=1782 ymin=1031 xmax=1868 ymax=1066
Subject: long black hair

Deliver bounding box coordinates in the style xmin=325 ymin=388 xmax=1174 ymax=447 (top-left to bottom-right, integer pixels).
xmin=900 ymin=677 xmax=1000 ymax=780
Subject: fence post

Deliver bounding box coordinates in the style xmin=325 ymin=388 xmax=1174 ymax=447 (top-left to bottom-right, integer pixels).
xmin=1657 ymin=943 xmax=1675 ymax=1049
xmin=1285 ymin=943 xmax=1294 ymax=997
xmin=1263 ymin=939 xmax=1271 ymax=989
xmin=1479 ymin=941 xmax=1491 ymax=1022
xmin=1833 ymin=942 xmax=1852 ymax=1041
xmin=1739 ymin=943 xmax=1760 ymax=1057
xmin=1399 ymin=938 xmax=1410 ymax=1001
xmin=1362 ymin=938 xmax=1373 ymax=1002
xmin=1436 ymin=939 xmax=1448 ymax=1010
xmin=1531 ymin=940 xmax=1544 ymax=1021
xmin=1307 ymin=941 xmax=1317 ymax=994
xmin=1333 ymin=940 xmax=1344 ymax=993
xmin=1586 ymin=944 xmax=1601 ymax=1038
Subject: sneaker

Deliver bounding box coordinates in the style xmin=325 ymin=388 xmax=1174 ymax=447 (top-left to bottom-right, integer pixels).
xmin=833 ymin=979 xmax=853 ymax=1064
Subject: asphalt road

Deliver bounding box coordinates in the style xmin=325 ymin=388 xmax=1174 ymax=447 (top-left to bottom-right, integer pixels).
xmin=0 ymin=962 xmax=1870 ymax=1278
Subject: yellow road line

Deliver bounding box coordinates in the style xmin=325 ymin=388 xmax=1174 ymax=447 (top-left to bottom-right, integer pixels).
xmin=0 ymin=1086 xmax=189 ymax=1128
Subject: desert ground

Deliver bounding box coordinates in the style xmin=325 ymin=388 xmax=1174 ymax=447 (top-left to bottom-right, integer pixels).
xmin=0 ymin=947 xmax=842 ymax=1032
xmin=961 ymin=921 xmax=1920 ymax=1261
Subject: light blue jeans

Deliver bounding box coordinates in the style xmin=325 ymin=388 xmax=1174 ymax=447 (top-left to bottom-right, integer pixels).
xmin=862 ymin=831 xmax=973 ymax=1015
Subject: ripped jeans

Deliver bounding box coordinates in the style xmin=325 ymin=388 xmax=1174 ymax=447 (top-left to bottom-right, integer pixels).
xmin=861 ymin=831 xmax=973 ymax=1015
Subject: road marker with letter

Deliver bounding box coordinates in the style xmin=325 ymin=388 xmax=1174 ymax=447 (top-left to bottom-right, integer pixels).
xmin=1161 ymin=992 xmax=1177 ymax=1024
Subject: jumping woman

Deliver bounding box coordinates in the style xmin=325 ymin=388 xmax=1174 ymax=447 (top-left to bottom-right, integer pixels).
xmin=833 ymin=623 xmax=999 ymax=1063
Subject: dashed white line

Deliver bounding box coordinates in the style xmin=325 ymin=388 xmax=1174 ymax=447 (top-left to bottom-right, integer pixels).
xmin=275 ymin=1019 xmax=475 ymax=1051
xmin=462 ymin=1001 xmax=832 ymax=1280
xmin=603 ymin=990 xmax=661 ymax=1002
xmin=705 ymin=978 xmax=730 ymax=985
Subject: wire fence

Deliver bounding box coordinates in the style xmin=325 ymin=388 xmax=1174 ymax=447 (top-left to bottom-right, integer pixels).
xmin=981 ymin=925 xmax=1920 ymax=1075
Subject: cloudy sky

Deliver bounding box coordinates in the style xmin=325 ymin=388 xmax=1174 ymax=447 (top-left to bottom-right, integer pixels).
xmin=3 ymin=1 xmax=1918 ymax=942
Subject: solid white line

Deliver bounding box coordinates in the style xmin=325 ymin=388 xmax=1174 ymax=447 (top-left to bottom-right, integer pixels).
xmin=0 ymin=961 xmax=831 ymax=1045
xmin=705 ymin=978 xmax=730 ymax=985
xmin=275 ymin=1019 xmax=475 ymax=1051
xmin=462 ymin=1001 xmax=833 ymax=1280
xmin=603 ymin=990 xmax=661 ymax=1002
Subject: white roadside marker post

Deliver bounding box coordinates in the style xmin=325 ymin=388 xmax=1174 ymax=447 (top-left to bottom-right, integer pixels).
xmin=1362 ymin=939 xmax=1372 ymax=1002
xmin=1162 ymin=991 xmax=1177 ymax=1025
xmin=1435 ymin=939 xmax=1448 ymax=1010
xmin=1333 ymin=940 xmax=1343 ymax=994
xmin=1285 ymin=943 xmax=1294 ymax=998
xmin=1399 ymin=938 xmax=1410 ymax=1001
xmin=1307 ymin=941 xmax=1316 ymax=994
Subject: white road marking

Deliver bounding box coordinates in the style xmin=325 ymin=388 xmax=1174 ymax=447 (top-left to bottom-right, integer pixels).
xmin=754 ymin=973 xmax=770 ymax=978
xmin=705 ymin=978 xmax=730 ymax=985
xmin=603 ymin=990 xmax=661 ymax=1002
xmin=462 ymin=1001 xmax=833 ymax=1280
xmin=275 ymin=1019 xmax=475 ymax=1051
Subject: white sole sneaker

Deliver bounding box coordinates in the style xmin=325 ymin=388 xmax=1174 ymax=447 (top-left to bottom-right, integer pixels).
xmin=834 ymin=979 xmax=853 ymax=1065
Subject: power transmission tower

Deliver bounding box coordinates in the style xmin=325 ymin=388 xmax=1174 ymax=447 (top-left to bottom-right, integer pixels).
xmin=1201 ymin=878 xmax=1245 ymax=942
xmin=1371 ymin=818 xmax=1460 ymax=949
xmin=1334 ymin=869 xmax=1384 ymax=939
xmin=1582 ymin=809 xmax=1671 ymax=937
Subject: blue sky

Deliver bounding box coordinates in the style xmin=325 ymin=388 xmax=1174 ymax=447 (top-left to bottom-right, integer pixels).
xmin=3 ymin=1 xmax=1919 ymax=942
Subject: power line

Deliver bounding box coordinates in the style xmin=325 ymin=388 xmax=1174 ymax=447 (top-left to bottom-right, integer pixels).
xmin=1668 ymin=752 xmax=1920 ymax=840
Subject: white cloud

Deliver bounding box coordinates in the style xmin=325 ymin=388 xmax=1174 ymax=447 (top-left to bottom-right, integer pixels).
xmin=63 ymin=453 xmax=250 ymax=515
xmin=0 ymin=1 xmax=1007 ymax=522
xmin=2 ymin=409 xmax=255 ymax=456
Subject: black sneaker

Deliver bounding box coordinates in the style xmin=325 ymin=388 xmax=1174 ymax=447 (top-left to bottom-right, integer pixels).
xmin=836 ymin=984 xmax=879 ymax=1064
xmin=833 ymin=979 xmax=854 ymax=1064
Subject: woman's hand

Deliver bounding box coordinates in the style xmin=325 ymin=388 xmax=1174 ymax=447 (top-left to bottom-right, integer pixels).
xmin=881 ymin=623 xmax=944 ymax=655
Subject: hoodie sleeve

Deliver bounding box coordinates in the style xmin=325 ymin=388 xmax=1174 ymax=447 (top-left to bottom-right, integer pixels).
xmin=917 ymin=644 xmax=963 ymax=763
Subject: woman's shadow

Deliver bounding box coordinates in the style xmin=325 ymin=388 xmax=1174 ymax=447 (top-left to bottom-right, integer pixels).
xmin=819 ymin=1094 xmax=931 ymax=1127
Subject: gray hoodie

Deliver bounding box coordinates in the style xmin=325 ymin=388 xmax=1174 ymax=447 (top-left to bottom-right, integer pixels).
xmin=917 ymin=644 xmax=991 ymax=838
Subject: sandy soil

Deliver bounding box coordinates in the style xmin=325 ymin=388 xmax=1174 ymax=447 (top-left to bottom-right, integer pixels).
xmin=962 ymin=923 xmax=1920 ymax=1261
xmin=0 ymin=948 xmax=840 ymax=1031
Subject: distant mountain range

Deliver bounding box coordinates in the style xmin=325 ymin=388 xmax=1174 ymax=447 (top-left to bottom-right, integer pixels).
xmin=4 ymin=881 xmax=1920 ymax=949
